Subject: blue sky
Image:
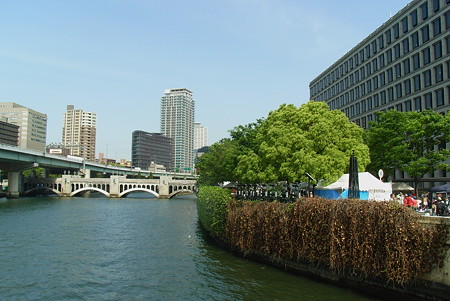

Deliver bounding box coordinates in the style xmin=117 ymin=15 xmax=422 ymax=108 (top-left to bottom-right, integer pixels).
xmin=0 ymin=0 xmax=411 ymax=160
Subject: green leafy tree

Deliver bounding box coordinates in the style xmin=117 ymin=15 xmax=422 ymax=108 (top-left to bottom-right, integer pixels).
xmin=196 ymin=120 xmax=264 ymax=185
xmin=236 ymin=101 xmax=370 ymax=184
xmin=196 ymin=139 xmax=241 ymax=185
xmin=364 ymin=110 xmax=450 ymax=190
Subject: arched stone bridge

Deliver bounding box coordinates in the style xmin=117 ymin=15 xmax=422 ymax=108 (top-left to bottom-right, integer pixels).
xmin=23 ymin=175 xmax=196 ymax=198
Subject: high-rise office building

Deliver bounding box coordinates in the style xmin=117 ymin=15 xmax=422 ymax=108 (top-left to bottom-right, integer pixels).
xmin=160 ymin=88 xmax=195 ymax=173
xmin=194 ymin=122 xmax=208 ymax=151
xmin=309 ymin=0 xmax=449 ymax=185
xmin=131 ymin=130 xmax=173 ymax=170
xmin=0 ymin=117 xmax=19 ymax=146
xmin=0 ymin=102 xmax=47 ymax=151
xmin=62 ymin=105 xmax=97 ymax=160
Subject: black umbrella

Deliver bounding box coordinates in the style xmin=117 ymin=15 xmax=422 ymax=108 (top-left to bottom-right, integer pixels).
xmin=348 ymin=152 xmax=360 ymax=199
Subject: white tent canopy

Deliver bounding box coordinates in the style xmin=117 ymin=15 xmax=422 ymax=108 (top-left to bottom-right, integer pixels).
xmin=323 ymin=172 xmax=392 ymax=201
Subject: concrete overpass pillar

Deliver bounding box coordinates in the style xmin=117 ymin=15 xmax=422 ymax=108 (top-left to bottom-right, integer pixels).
xmin=60 ymin=175 xmax=73 ymax=197
xmin=159 ymin=175 xmax=171 ymax=198
xmin=83 ymin=169 xmax=91 ymax=178
xmin=7 ymin=171 xmax=22 ymax=198
xmin=109 ymin=175 xmax=124 ymax=198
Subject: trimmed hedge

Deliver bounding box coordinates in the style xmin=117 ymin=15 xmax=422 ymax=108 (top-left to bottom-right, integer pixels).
xmin=226 ymin=198 xmax=448 ymax=285
xmin=197 ymin=186 xmax=231 ymax=237
xmin=197 ymin=186 xmax=448 ymax=285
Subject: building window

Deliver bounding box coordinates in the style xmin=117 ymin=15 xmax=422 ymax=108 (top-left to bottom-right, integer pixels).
xmin=432 ymin=0 xmax=439 ymax=12
xmin=412 ymin=32 xmax=419 ymax=48
xmin=367 ymin=97 xmax=373 ymax=110
xmin=367 ymin=80 xmax=372 ymax=93
xmin=396 ymin=103 xmax=403 ymax=112
xmin=402 ymin=17 xmax=409 ymax=33
xmin=372 ymin=40 xmax=378 ymax=54
xmin=381 ymin=91 xmax=387 ymax=104
xmin=366 ymin=63 xmax=371 ymax=75
xmin=372 ymin=58 xmax=378 ymax=72
xmin=446 ymin=11 xmax=450 ymax=29
xmin=432 ymin=17 xmax=442 ymax=36
xmin=394 ymin=43 xmax=401 ymax=58
xmin=380 ymin=72 xmax=386 ymax=86
xmin=374 ymin=94 xmax=379 ymax=107
xmin=387 ymin=49 xmax=393 ymax=64
xmin=395 ymin=83 xmax=402 ymax=98
xmin=365 ymin=45 xmax=371 ymax=58
xmin=386 ymin=29 xmax=392 ymax=44
xmin=423 ymin=70 xmax=432 ymax=87
xmin=422 ymin=47 xmax=431 ymax=65
xmin=387 ymin=68 xmax=393 ymax=82
xmin=447 ymin=61 xmax=450 ymax=78
xmin=373 ymin=77 xmax=379 ymax=90
xmin=421 ymin=25 xmax=430 ymax=43
xmin=379 ymin=53 xmax=385 ymax=67
xmin=402 ymin=38 xmax=410 ymax=54
xmin=424 ymin=93 xmax=432 ymax=109
xmin=393 ymin=23 xmax=400 ymax=39
xmin=405 ymin=99 xmax=412 ymax=112
xmin=411 ymin=10 xmax=418 ymax=27
xmin=421 ymin=2 xmax=428 ymax=20
xmin=404 ymin=79 xmax=411 ymax=95
xmin=379 ymin=35 xmax=385 ymax=49
xmin=388 ymin=87 xmax=395 ymax=102
xmin=395 ymin=63 xmax=402 ymax=78
xmin=403 ymin=58 xmax=411 ymax=74
xmin=414 ymin=74 xmax=421 ymax=91
xmin=362 ymin=99 xmax=367 ymax=112
xmin=436 ymin=88 xmax=444 ymax=106
xmin=413 ymin=53 xmax=420 ymax=70
xmin=446 ymin=36 xmax=450 ymax=54
xmin=414 ymin=96 xmax=422 ymax=111
xmin=433 ymin=40 xmax=442 ymax=58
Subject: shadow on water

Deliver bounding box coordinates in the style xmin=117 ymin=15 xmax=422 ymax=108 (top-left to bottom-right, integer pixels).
xmin=194 ymin=225 xmax=381 ymax=301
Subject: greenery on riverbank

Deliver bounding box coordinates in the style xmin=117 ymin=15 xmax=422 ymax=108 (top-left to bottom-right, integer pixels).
xmin=197 ymin=187 xmax=449 ymax=285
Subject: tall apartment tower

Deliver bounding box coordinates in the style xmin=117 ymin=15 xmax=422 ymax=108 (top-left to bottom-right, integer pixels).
xmin=160 ymin=88 xmax=195 ymax=173
xmin=309 ymin=0 xmax=449 ymax=185
xmin=62 ymin=105 xmax=97 ymax=160
xmin=0 ymin=102 xmax=47 ymax=151
xmin=131 ymin=130 xmax=173 ymax=170
xmin=194 ymin=122 xmax=208 ymax=151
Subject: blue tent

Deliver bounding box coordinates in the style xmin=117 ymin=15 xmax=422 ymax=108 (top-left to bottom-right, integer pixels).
xmin=430 ymin=183 xmax=450 ymax=193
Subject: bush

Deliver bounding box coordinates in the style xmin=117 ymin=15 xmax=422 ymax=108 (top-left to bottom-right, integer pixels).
xmin=226 ymin=198 xmax=448 ymax=285
xmin=197 ymin=186 xmax=232 ymax=237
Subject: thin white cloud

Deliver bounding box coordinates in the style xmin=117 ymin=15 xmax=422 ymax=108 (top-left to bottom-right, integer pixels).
xmin=0 ymin=49 xmax=131 ymax=80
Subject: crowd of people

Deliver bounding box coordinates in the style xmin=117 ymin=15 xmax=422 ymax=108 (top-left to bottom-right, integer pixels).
xmin=391 ymin=192 xmax=450 ymax=216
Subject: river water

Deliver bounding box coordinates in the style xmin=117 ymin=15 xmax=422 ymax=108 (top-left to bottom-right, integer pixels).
xmin=0 ymin=194 xmax=379 ymax=300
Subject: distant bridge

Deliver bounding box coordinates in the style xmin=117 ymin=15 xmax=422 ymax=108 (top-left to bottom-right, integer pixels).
xmin=0 ymin=143 xmax=196 ymax=198
xmin=23 ymin=175 xmax=196 ymax=198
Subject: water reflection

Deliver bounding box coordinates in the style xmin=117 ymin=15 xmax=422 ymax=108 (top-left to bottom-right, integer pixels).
xmin=0 ymin=195 xmax=379 ymax=300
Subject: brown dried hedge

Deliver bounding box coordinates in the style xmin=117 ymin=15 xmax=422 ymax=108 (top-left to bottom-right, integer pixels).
xmin=226 ymin=198 xmax=448 ymax=285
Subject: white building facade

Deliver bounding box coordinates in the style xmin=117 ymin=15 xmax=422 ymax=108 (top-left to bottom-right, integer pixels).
xmin=160 ymin=88 xmax=195 ymax=173
xmin=62 ymin=105 xmax=97 ymax=160
xmin=0 ymin=102 xmax=47 ymax=151
xmin=309 ymin=0 xmax=450 ymax=186
xmin=194 ymin=122 xmax=208 ymax=151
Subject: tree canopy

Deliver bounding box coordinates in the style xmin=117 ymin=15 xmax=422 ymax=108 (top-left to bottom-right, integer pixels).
xmin=235 ymin=101 xmax=369 ymax=184
xmin=364 ymin=110 xmax=450 ymax=185
xmin=197 ymin=101 xmax=370 ymax=185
